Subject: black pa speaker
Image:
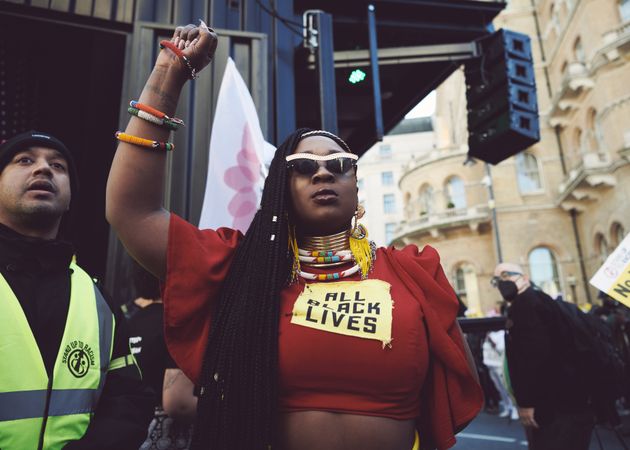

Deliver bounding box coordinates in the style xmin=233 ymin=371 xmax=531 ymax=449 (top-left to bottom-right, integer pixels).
xmin=465 ymin=29 xmax=540 ymax=164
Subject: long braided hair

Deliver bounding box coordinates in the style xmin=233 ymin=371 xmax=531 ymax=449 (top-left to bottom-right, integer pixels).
xmin=192 ymin=128 xmax=352 ymax=449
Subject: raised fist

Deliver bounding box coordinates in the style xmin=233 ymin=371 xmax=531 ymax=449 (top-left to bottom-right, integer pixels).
xmin=158 ymin=20 xmax=218 ymax=77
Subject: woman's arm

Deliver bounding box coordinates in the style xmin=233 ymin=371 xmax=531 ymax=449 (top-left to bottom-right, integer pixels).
xmin=106 ymin=23 xmax=217 ymax=279
xmin=162 ymin=368 xmax=198 ymax=423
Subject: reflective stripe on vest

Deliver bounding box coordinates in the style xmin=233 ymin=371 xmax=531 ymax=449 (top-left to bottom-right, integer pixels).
xmin=0 ymin=388 xmax=94 ymax=421
xmin=0 ymin=263 xmax=114 ymax=450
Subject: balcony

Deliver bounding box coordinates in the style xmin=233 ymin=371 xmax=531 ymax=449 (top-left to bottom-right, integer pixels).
xmin=557 ymin=151 xmax=617 ymax=212
xmin=401 ymin=147 xmax=466 ymax=173
xmin=549 ymin=62 xmax=594 ymax=127
xmin=393 ymin=204 xmax=491 ymax=243
xmin=593 ymin=20 xmax=630 ymax=68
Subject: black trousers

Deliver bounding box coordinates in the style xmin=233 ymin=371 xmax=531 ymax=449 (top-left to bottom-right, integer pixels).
xmin=525 ymin=409 xmax=595 ymax=450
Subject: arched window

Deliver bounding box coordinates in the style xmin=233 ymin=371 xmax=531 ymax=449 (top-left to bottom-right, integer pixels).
xmin=516 ymin=152 xmax=542 ymax=193
xmin=418 ymin=184 xmax=434 ymax=215
xmin=595 ymin=233 xmax=610 ymax=261
xmin=573 ymin=37 xmax=585 ymax=62
xmin=586 ymin=108 xmax=599 ymax=151
xmin=403 ymin=191 xmax=412 ymax=218
xmin=528 ymin=247 xmax=561 ymax=297
xmin=453 ymin=263 xmax=481 ymax=315
xmin=611 ymin=222 xmax=626 ymax=247
xmin=620 ymin=0 xmax=630 ymax=22
xmin=454 ymin=267 xmax=467 ymax=299
xmin=444 ymin=176 xmax=466 ymax=209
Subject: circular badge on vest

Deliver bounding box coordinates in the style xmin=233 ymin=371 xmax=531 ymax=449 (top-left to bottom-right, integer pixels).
xmin=62 ymin=340 xmax=96 ymax=378
xmin=68 ymin=349 xmax=90 ymax=378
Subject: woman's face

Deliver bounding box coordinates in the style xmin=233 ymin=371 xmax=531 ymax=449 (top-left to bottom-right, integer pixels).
xmin=288 ymin=135 xmax=358 ymax=236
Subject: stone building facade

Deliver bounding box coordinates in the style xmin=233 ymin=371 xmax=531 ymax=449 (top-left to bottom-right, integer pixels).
xmin=392 ymin=0 xmax=630 ymax=315
xmin=357 ymin=118 xmax=434 ymax=247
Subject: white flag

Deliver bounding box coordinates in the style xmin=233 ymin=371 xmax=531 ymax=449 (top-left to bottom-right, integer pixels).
xmin=199 ymin=58 xmax=275 ymax=232
xmin=590 ymin=232 xmax=630 ymax=308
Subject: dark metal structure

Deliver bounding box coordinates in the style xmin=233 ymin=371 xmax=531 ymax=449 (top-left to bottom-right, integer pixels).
xmin=0 ymin=0 xmax=505 ymax=303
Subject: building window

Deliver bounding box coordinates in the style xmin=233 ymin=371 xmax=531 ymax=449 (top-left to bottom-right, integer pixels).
xmin=454 ymin=267 xmax=467 ymax=300
xmin=419 ymin=184 xmax=434 ymax=215
xmin=516 ymin=152 xmax=542 ymax=193
xmin=586 ymin=108 xmax=599 ymax=151
xmin=573 ymin=37 xmax=585 ymax=63
xmin=385 ymin=223 xmax=397 ymax=244
xmin=381 ymin=171 xmax=394 ymax=186
xmin=383 ymin=194 xmax=396 ymax=214
xmin=528 ymin=247 xmax=561 ymax=297
xmin=595 ymin=233 xmax=610 ymax=262
xmin=573 ymin=128 xmax=583 ymax=155
xmin=379 ymin=144 xmax=392 ymax=158
xmin=445 ymin=176 xmax=466 ymax=209
xmin=611 ymin=222 xmax=626 ymax=247
xmin=452 ymin=263 xmax=480 ymax=314
xmin=621 ymin=0 xmax=630 ymax=22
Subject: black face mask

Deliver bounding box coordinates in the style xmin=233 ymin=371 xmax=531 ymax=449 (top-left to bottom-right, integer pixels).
xmin=498 ymin=280 xmax=519 ymax=301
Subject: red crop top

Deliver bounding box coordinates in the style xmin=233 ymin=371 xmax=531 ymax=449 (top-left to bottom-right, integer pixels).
xmin=163 ymin=214 xmax=482 ymax=449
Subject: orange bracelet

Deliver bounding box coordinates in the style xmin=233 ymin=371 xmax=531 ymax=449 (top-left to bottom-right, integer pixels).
xmin=115 ymin=131 xmax=174 ymax=151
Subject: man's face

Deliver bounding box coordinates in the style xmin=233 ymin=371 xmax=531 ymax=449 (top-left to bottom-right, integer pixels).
xmin=288 ymin=135 xmax=358 ymax=236
xmin=492 ymin=263 xmax=530 ymax=294
xmin=0 ymin=147 xmax=71 ymax=229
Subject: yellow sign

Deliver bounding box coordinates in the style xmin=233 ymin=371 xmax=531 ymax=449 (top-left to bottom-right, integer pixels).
xmin=590 ymin=232 xmax=630 ymax=308
xmin=291 ymin=280 xmax=393 ymax=347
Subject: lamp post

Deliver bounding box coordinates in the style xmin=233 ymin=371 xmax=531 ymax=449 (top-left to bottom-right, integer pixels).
xmin=481 ymin=163 xmax=503 ymax=263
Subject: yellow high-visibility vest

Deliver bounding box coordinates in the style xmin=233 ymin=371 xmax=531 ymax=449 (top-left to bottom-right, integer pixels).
xmin=0 ymin=262 xmax=132 ymax=450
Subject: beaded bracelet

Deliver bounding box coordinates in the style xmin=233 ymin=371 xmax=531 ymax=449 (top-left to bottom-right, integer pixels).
xmin=159 ymin=40 xmax=198 ymax=80
xmin=129 ymin=101 xmax=185 ymax=126
xmin=115 ymin=131 xmax=174 ymax=151
xmin=128 ymin=107 xmax=180 ymax=131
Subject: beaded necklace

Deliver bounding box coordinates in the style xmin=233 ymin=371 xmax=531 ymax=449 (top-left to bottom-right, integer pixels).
xmin=290 ymin=226 xmax=375 ymax=282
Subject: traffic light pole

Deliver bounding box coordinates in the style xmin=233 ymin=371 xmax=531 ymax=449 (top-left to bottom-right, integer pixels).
xmin=303 ymin=10 xmax=338 ymax=134
xmin=367 ymin=4 xmax=384 ymax=141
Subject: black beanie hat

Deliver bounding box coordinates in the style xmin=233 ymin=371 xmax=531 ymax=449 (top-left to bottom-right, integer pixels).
xmin=0 ymin=130 xmax=79 ymax=196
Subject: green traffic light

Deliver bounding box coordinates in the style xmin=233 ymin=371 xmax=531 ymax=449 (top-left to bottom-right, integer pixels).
xmin=348 ymin=69 xmax=367 ymax=84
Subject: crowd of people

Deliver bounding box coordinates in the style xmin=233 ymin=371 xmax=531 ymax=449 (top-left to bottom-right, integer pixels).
xmin=0 ymin=19 xmax=627 ymax=450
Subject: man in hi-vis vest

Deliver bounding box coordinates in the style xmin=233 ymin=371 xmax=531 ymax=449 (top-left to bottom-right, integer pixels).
xmin=0 ymin=131 xmax=153 ymax=449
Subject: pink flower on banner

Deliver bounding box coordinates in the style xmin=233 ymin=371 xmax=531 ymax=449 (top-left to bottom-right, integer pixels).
xmin=223 ymin=124 xmax=260 ymax=231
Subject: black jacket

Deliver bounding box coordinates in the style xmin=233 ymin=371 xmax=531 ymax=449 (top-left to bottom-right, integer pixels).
xmin=0 ymin=223 xmax=154 ymax=450
xmin=505 ymin=286 xmax=590 ymax=413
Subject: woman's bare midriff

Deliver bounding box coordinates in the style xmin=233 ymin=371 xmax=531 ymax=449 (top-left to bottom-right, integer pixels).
xmin=278 ymin=411 xmax=416 ymax=450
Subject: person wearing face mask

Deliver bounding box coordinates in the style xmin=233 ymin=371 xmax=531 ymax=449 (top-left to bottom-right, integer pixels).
xmin=492 ymin=262 xmax=594 ymax=450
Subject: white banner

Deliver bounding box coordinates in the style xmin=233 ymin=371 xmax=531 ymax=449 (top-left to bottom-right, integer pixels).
xmin=590 ymin=232 xmax=630 ymax=308
xmin=198 ymin=57 xmax=275 ymax=232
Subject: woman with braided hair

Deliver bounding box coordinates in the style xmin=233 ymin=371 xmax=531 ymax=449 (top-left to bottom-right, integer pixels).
xmin=106 ymin=22 xmax=482 ymax=450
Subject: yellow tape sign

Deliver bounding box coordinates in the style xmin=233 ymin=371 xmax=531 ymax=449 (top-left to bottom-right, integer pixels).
xmin=291 ymin=280 xmax=393 ymax=347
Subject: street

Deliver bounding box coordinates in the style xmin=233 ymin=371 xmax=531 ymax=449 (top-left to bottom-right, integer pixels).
xmin=452 ymin=412 xmax=630 ymax=450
